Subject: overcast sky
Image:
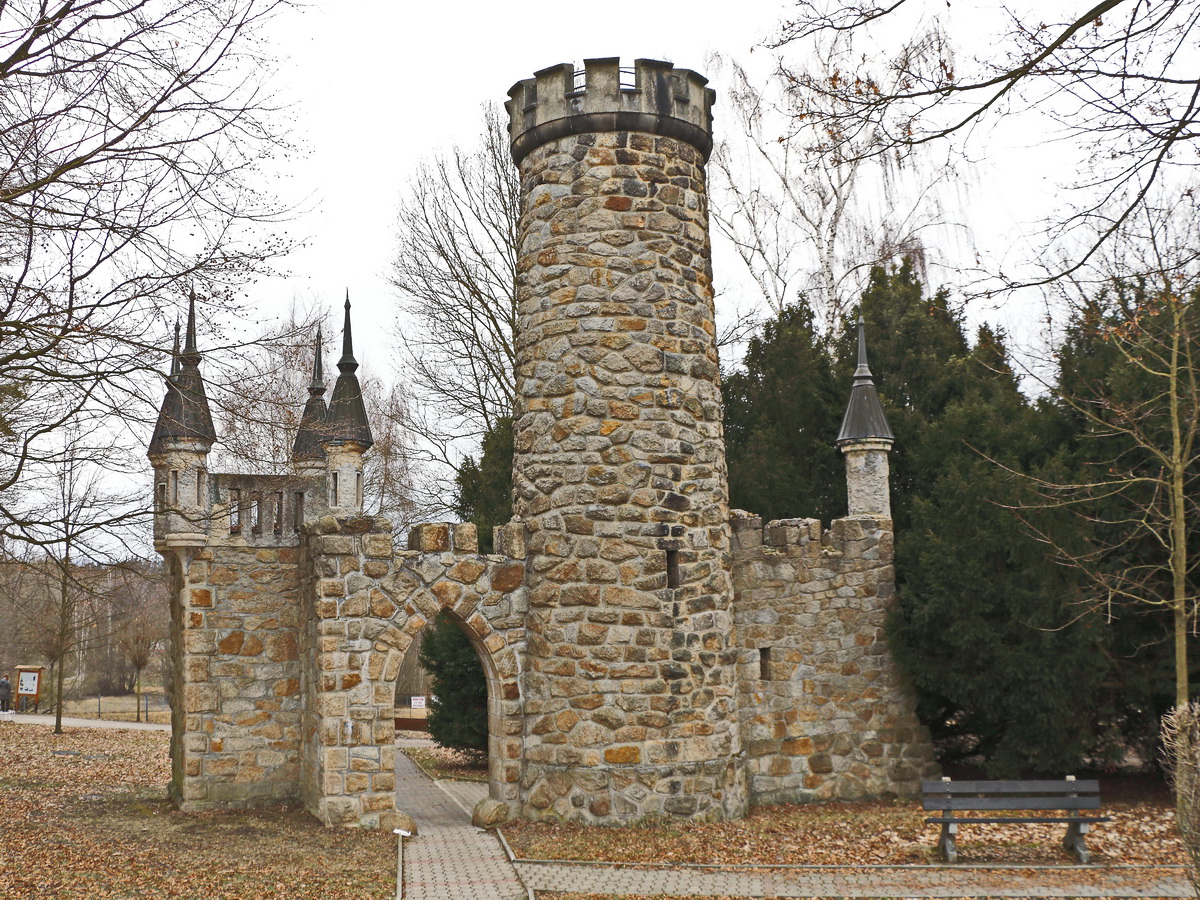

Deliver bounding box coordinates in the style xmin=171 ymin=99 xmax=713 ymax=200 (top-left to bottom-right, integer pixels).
xmin=238 ymin=1 xmax=1117 ymax=389
xmin=252 ymin=0 xmax=794 ymax=371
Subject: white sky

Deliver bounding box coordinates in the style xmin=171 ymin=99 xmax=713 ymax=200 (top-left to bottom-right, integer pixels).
xmin=242 ymin=1 xmax=1129 ymax=389
xmin=253 ymin=0 xmax=794 ymax=372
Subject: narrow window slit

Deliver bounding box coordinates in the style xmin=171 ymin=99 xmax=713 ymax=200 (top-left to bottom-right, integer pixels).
xmin=759 ymin=647 xmax=772 ymax=681
xmin=666 ymin=549 xmax=681 ymax=589
xmin=229 ymin=489 xmax=241 ymax=532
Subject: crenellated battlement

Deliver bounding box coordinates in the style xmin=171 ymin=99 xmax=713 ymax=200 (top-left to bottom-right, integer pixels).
xmin=505 ymin=57 xmax=715 ymax=164
xmin=729 ymin=512 xmax=892 ymax=562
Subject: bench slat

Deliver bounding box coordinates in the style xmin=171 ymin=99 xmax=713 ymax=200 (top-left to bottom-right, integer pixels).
xmin=926 ymin=816 xmax=1111 ymax=825
xmin=922 ymin=796 xmax=1102 ymax=811
xmin=922 ymin=779 xmax=1100 ymax=794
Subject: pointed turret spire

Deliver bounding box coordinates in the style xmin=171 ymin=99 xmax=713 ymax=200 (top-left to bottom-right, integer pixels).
xmin=170 ymin=318 xmax=181 ymax=378
xmin=836 ymin=315 xmax=894 ymax=446
xmin=339 ymin=289 xmax=356 ymax=368
xmin=292 ymin=325 xmax=329 ymax=465
xmin=323 ymin=292 xmax=373 ymax=450
xmin=311 ymin=324 xmax=325 ymax=389
xmin=182 ymin=287 xmax=200 ymax=364
xmin=149 ymin=289 xmax=217 ymax=456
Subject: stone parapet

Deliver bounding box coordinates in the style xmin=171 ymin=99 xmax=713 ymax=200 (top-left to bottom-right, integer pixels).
xmin=731 ymin=512 xmax=937 ymax=805
xmin=506 ymin=58 xmax=715 ymax=164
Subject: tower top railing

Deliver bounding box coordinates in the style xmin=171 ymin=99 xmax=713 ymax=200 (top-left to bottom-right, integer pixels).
xmin=505 ymin=57 xmax=715 ymax=164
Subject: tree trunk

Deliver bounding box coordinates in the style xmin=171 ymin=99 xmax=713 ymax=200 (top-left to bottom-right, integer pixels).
xmin=54 ymin=562 xmax=70 ymax=734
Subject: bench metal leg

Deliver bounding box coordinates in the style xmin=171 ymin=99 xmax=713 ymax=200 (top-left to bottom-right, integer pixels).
xmin=938 ymin=822 xmax=958 ymax=863
xmin=1063 ymin=820 xmax=1090 ymax=864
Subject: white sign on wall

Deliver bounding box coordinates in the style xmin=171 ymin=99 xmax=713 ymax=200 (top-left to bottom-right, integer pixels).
xmin=18 ymin=671 xmax=39 ymax=695
xmin=410 ymin=695 xmax=426 ymax=710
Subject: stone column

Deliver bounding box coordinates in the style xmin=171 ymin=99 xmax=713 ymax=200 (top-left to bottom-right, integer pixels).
xmin=842 ymin=440 xmax=893 ymax=519
xmin=506 ymin=58 xmax=746 ymax=823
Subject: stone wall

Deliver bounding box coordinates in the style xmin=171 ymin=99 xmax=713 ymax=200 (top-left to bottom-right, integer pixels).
xmin=168 ymin=545 xmax=303 ymax=809
xmin=730 ymin=513 xmax=938 ymax=804
xmin=299 ymin=517 xmax=528 ymax=827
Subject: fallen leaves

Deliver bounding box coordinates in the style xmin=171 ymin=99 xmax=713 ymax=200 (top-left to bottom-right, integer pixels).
xmin=503 ymin=796 xmax=1186 ymax=867
xmin=0 ymin=723 xmax=394 ymax=899
xmin=401 ymin=745 xmax=488 ymax=782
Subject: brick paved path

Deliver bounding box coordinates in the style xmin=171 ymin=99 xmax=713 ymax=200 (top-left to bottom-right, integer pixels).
xmin=514 ymin=860 xmax=1189 ymax=897
xmin=394 ymin=744 xmax=1188 ymax=898
xmin=395 ymin=749 xmax=526 ymax=900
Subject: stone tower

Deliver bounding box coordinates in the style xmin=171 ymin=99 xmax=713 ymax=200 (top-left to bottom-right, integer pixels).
xmin=148 ymin=289 xmax=216 ymax=555
xmin=837 ymin=316 xmax=894 ymax=518
xmin=506 ymin=58 xmax=747 ymax=822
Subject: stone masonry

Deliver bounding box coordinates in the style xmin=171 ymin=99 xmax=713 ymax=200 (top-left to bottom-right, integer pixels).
xmin=150 ymin=57 xmax=936 ymax=831
xmin=508 ymin=59 xmax=745 ymax=822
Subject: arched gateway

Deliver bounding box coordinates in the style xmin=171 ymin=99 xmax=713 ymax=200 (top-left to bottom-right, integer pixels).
xmin=150 ymin=59 xmax=938 ymax=830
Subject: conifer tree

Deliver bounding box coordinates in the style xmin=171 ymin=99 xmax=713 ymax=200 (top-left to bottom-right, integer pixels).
xmin=851 ymin=262 xmax=1106 ymax=775
xmin=454 ymin=416 xmax=514 ymax=554
xmin=418 ymin=611 xmax=488 ymax=756
xmin=723 ymin=301 xmax=844 ymax=524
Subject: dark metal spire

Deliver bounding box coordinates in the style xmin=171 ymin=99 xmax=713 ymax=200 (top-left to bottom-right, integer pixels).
xmin=311 ymin=324 xmax=325 ymax=389
xmin=836 ymin=315 xmax=894 ymax=446
xmin=182 ymin=286 xmax=200 ymax=364
xmin=170 ymin=318 xmax=181 ymax=378
xmin=323 ymin=293 xmax=374 ymax=450
xmin=339 ymin=289 xmax=355 ymax=368
xmin=292 ymin=325 xmax=329 ymax=463
xmin=149 ymin=289 xmax=217 ymax=456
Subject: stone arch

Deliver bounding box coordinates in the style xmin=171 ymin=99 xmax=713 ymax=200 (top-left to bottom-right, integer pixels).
xmin=363 ymin=572 xmax=523 ymax=809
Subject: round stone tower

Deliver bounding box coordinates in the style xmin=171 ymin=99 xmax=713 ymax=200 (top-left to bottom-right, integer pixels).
xmin=506 ymin=58 xmax=747 ymax=823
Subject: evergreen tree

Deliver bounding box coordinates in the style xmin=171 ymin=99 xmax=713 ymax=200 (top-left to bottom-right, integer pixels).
xmin=418 ymin=611 xmax=488 ymax=756
xmin=851 ymin=262 xmax=1107 ymax=775
xmin=723 ymin=301 xmax=844 ymax=523
xmin=454 ymin=416 xmax=514 ymax=553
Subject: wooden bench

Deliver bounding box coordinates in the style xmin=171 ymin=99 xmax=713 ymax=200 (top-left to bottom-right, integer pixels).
xmin=922 ymin=777 xmax=1111 ymax=863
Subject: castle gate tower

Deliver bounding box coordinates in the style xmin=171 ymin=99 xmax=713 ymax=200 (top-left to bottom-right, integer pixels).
xmin=506 ymin=58 xmax=748 ymax=822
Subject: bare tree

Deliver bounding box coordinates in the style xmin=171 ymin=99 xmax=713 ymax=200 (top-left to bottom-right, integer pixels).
xmin=112 ymin=564 xmax=168 ymax=722
xmin=389 ymin=104 xmax=521 ymax=450
xmin=4 ymin=422 xmax=141 ymax=731
xmin=210 ymin=305 xmax=326 ymax=475
xmin=772 ymin=1 xmax=1200 ymax=289
xmin=0 ymin=0 xmax=294 ymax=545
xmin=709 ymin=48 xmax=962 ymax=332
xmin=1013 ymin=192 xmax=1200 ymax=706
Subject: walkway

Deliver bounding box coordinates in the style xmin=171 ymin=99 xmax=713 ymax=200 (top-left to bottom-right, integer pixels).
xmin=513 ymin=860 xmax=1190 ymax=897
xmin=394 ymin=748 xmax=525 ymax=900
xmin=393 ymin=743 xmax=1189 ymax=898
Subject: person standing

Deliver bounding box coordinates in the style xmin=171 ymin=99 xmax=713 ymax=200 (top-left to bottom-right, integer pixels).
xmin=0 ymin=674 xmax=11 ymax=713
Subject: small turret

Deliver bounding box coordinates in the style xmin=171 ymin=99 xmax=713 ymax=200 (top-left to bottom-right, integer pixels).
xmin=148 ymin=289 xmax=217 ymax=551
xmin=292 ymin=326 xmax=328 ymax=476
xmin=320 ymin=293 xmax=372 ymax=515
xmin=836 ymin=316 xmax=894 ymax=518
